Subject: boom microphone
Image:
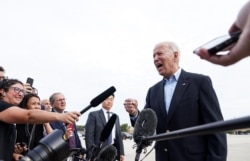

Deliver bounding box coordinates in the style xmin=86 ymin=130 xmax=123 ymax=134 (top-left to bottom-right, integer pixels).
xmin=144 ymin=115 xmax=250 ymax=142
xmin=95 ymin=145 xmax=117 ymax=161
xmin=133 ymin=108 xmax=157 ymax=161
xmin=80 ymin=86 xmax=116 ymax=114
xmin=100 ymin=114 xmax=117 ymax=142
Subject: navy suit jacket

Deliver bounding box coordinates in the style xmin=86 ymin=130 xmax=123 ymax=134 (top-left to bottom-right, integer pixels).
xmin=132 ymin=69 xmax=227 ymax=161
xmin=85 ymin=109 xmax=124 ymax=159
xmin=49 ymin=109 xmax=82 ymax=149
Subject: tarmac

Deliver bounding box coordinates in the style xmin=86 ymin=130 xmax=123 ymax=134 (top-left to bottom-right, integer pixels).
xmin=81 ymin=134 xmax=250 ymax=161
xmin=123 ymin=134 xmax=250 ymax=161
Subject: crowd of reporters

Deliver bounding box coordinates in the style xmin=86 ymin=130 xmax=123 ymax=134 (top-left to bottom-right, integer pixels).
xmin=0 ymin=66 xmax=82 ymax=161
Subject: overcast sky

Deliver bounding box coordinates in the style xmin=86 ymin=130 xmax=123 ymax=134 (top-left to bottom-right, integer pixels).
xmin=1 ymin=0 xmax=250 ymax=126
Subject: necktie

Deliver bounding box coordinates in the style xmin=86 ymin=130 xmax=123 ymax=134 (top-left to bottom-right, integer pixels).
xmin=66 ymin=124 xmax=76 ymax=149
xmin=107 ymin=111 xmax=112 ymax=145
xmin=69 ymin=133 xmax=76 ymax=149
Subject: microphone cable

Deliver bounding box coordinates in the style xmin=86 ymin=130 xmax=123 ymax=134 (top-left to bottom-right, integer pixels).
xmin=139 ymin=141 xmax=155 ymax=161
xmin=132 ymin=140 xmax=155 ymax=161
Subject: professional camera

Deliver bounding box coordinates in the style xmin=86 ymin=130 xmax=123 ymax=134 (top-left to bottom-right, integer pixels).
xmin=19 ymin=129 xmax=71 ymax=161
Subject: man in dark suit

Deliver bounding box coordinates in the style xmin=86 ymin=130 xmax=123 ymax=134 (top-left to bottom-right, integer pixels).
xmin=124 ymin=41 xmax=227 ymax=161
xmin=49 ymin=92 xmax=83 ymax=161
xmin=85 ymin=94 xmax=124 ymax=161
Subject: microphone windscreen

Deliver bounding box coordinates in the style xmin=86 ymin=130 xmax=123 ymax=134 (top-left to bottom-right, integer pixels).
xmin=95 ymin=145 xmax=117 ymax=161
xmin=90 ymin=86 xmax=116 ymax=107
xmin=133 ymin=108 xmax=157 ymax=143
xmin=100 ymin=114 xmax=117 ymax=142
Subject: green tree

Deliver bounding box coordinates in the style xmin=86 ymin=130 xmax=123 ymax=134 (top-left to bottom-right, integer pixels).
xmin=120 ymin=123 xmax=129 ymax=132
xmin=76 ymin=125 xmax=85 ymax=132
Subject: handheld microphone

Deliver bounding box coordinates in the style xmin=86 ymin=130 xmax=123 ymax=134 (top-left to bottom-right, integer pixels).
xmin=133 ymin=108 xmax=157 ymax=161
xmin=95 ymin=145 xmax=117 ymax=161
xmin=80 ymin=86 xmax=116 ymax=114
xmin=87 ymin=114 xmax=117 ymax=161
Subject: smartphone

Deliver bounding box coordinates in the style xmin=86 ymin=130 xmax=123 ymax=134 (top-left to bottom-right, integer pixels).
xmin=193 ymin=31 xmax=241 ymax=55
xmin=26 ymin=77 xmax=34 ymax=87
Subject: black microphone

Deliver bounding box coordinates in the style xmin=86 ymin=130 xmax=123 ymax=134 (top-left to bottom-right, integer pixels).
xmin=133 ymin=108 xmax=157 ymax=161
xmin=144 ymin=115 xmax=250 ymax=142
xmin=87 ymin=114 xmax=117 ymax=161
xmin=80 ymin=86 xmax=116 ymax=114
xmin=100 ymin=114 xmax=117 ymax=142
xmin=70 ymin=148 xmax=86 ymax=155
xmin=95 ymin=145 xmax=117 ymax=161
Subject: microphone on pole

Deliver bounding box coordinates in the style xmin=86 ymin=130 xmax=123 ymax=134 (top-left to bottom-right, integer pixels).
xmin=100 ymin=114 xmax=117 ymax=142
xmin=143 ymin=115 xmax=250 ymax=142
xmin=131 ymin=109 xmax=250 ymax=161
xmin=133 ymin=108 xmax=158 ymax=161
xmin=80 ymin=86 xmax=116 ymax=115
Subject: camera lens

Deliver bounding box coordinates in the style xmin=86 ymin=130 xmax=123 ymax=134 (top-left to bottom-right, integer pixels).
xmin=19 ymin=129 xmax=70 ymax=161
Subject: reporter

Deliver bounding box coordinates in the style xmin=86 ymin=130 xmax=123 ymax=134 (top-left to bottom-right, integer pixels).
xmin=0 ymin=79 xmax=80 ymax=161
xmin=15 ymin=93 xmax=74 ymax=157
xmin=196 ymin=0 xmax=250 ymax=66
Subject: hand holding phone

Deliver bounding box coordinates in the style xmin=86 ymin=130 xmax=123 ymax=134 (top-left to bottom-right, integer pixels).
xmin=193 ymin=31 xmax=241 ymax=55
xmin=25 ymin=77 xmax=34 ymax=94
xmin=26 ymin=77 xmax=34 ymax=87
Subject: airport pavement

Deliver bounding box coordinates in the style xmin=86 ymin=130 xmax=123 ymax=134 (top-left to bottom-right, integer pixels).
xmin=80 ymin=134 xmax=250 ymax=161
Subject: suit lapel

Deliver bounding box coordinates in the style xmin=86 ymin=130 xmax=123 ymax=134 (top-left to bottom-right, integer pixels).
xmin=159 ymin=81 xmax=168 ymax=118
xmin=99 ymin=109 xmax=106 ymax=126
xmin=167 ymin=70 xmax=190 ymax=123
xmin=51 ymin=109 xmax=66 ymax=131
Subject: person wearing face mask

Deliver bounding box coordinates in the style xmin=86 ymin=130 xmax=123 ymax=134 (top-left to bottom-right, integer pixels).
xmin=0 ymin=79 xmax=80 ymax=161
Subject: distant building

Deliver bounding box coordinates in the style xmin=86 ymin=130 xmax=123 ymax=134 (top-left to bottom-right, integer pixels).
xmin=233 ymin=128 xmax=250 ymax=135
xmin=127 ymin=127 xmax=134 ymax=134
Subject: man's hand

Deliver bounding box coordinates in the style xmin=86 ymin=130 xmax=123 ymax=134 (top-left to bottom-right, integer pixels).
xmin=59 ymin=111 xmax=80 ymax=124
xmin=124 ymin=98 xmax=138 ymax=117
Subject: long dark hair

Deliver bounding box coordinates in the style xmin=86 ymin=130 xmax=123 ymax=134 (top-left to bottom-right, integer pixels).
xmin=19 ymin=93 xmax=40 ymax=109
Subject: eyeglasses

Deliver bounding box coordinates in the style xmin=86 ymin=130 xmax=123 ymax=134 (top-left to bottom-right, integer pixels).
xmin=10 ymin=87 xmax=26 ymax=95
xmin=55 ymin=98 xmax=66 ymax=102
